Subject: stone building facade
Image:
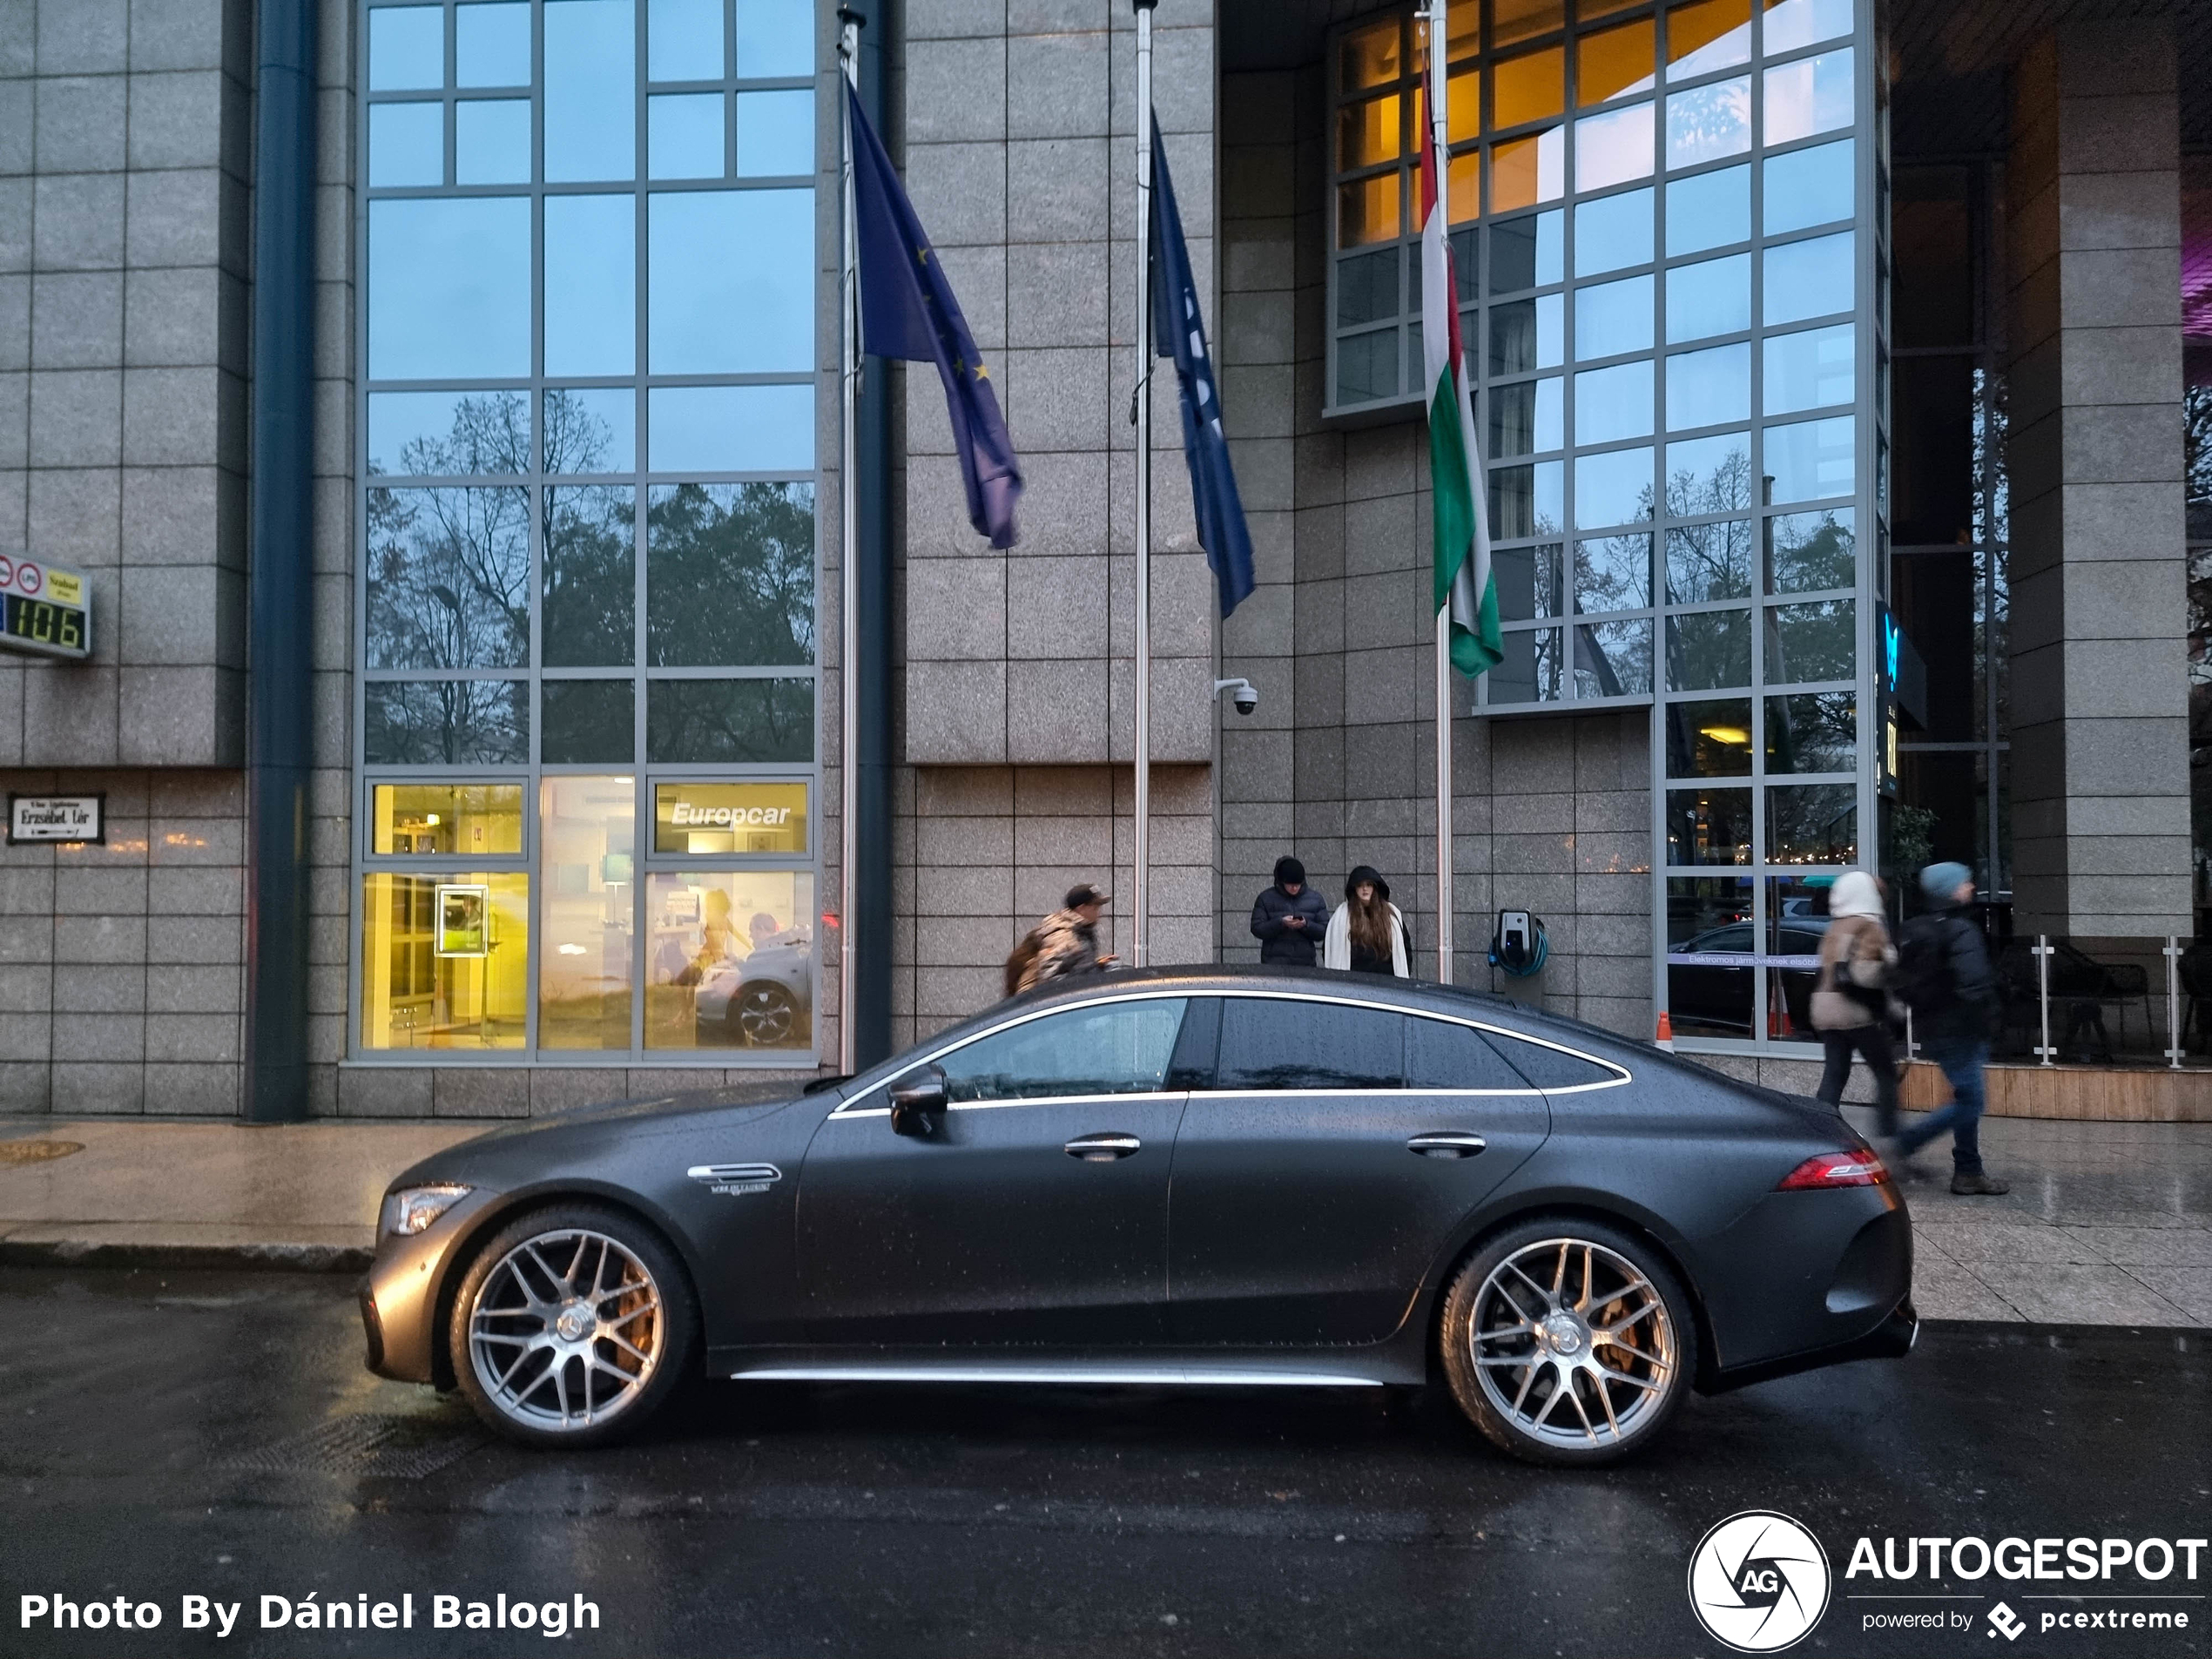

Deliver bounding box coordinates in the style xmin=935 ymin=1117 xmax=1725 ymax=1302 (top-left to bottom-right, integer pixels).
xmin=0 ymin=0 xmax=2204 ymax=1117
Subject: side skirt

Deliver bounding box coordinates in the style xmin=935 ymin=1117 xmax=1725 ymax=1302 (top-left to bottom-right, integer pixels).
xmin=710 ymin=1348 xmax=1421 ymax=1388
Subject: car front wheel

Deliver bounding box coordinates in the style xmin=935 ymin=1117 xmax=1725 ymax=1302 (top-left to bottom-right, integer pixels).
xmin=1439 ymin=1217 xmax=1696 ymax=1467
xmin=449 ymin=1204 xmax=697 ymax=1448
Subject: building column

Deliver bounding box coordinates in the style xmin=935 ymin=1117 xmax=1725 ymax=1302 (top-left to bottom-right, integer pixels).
xmin=2004 ymin=20 xmax=2190 ymax=938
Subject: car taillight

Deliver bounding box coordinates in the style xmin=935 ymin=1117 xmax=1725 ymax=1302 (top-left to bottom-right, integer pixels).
xmin=1777 ymin=1150 xmax=1891 ymax=1190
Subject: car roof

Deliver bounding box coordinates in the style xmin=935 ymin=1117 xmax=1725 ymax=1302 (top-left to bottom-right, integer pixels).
xmin=986 ymin=963 xmax=1638 ymax=1054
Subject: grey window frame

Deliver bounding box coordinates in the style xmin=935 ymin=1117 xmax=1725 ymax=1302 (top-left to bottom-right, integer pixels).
xmin=1645 ymin=0 xmax=1884 ymax=1057
xmin=349 ymin=0 xmax=826 ymax=1068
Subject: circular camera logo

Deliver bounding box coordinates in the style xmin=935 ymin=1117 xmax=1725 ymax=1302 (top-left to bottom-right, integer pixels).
xmin=1687 ymin=1510 xmax=1831 ymax=1653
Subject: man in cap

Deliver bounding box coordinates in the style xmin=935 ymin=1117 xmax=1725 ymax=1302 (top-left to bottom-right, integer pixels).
xmin=1892 ymin=861 xmax=2009 ymax=1195
xmin=1006 ymin=883 xmax=1117 ymax=996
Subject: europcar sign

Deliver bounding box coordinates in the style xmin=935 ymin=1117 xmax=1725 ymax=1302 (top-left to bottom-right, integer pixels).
xmin=653 ymin=781 xmax=809 ymax=854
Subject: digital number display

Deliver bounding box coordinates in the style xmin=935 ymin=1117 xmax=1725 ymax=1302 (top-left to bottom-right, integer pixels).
xmin=2 ymin=593 xmax=90 ymax=658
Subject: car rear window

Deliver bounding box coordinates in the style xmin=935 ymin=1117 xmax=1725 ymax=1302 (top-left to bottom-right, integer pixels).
xmin=1215 ymin=998 xmax=1404 ymax=1091
xmin=1406 ymin=1017 xmax=1534 ymax=1091
xmin=1480 ymin=1029 xmax=1623 ymax=1089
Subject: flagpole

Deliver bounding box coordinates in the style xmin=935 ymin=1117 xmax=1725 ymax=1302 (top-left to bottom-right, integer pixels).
xmin=1427 ymin=0 xmax=1453 ymax=987
xmin=837 ymin=8 xmax=862 ymax=1072
xmin=1131 ymin=0 xmax=1157 ymax=968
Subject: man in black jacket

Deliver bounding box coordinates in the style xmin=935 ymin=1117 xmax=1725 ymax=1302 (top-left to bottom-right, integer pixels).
xmin=1893 ymin=861 xmax=2009 ymax=1195
xmin=1251 ymin=856 xmax=1330 ymax=968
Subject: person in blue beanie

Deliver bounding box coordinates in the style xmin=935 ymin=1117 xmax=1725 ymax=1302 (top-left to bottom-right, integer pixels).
xmin=1891 ymin=861 xmax=2010 ymax=1195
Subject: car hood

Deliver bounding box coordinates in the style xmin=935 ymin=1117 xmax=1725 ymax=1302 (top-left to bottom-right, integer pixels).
xmin=382 ymin=1079 xmax=814 ymax=1193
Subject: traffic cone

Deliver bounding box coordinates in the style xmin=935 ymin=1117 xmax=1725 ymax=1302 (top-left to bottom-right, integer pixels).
xmin=1655 ymin=1010 xmax=1675 ymax=1051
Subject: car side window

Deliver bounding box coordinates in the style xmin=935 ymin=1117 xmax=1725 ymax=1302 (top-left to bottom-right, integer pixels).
xmin=1480 ymin=1029 xmax=1622 ymax=1090
xmin=1406 ymin=1017 xmax=1536 ymax=1091
xmin=1689 ymin=925 xmax=1753 ymax=954
xmin=1214 ymin=998 xmax=1405 ymax=1091
xmin=933 ymin=999 xmax=1189 ymax=1103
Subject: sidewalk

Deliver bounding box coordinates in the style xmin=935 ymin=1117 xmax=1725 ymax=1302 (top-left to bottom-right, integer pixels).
xmin=1842 ymin=1106 xmax=2212 ymax=1326
xmin=0 ymin=1116 xmax=479 ymax=1271
xmin=3 ymin=1110 xmax=2209 ymax=1326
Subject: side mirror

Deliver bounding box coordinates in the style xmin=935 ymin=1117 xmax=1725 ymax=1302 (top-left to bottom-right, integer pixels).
xmin=887 ymin=1064 xmax=949 ymax=1136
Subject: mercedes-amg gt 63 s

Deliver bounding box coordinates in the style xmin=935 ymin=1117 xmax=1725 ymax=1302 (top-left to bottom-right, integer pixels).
xmin=361 ymin=966 xmax=1915 ymax=1466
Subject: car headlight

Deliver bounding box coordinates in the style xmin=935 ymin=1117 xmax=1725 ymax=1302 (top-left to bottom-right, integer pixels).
xmin=379 ymin=1184 xmax=472 ymax=1238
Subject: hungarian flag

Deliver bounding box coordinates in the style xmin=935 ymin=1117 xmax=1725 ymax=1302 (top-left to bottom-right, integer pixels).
xmin=1417 ymin=91 xmax=1501 ymax=678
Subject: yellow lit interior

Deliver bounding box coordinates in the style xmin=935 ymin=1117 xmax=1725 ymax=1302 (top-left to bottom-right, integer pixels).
xmin=360 ymin=872 xmax=528 ymax=1050
xmin=371 ymin=783 xmax=523 ymax=857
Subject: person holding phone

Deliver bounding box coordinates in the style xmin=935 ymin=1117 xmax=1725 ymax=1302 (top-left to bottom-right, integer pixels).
xmin=1251 ymin=856 xmax=1329 ymax=968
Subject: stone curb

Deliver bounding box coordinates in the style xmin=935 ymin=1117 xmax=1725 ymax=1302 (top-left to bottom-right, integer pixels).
xmin=0 ymin=1238 xmax=373 ymax=1275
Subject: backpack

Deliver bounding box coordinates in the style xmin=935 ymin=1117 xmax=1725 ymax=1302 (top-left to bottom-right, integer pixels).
xmin=1003 ymin=930 xmax=1044 ymax=999
xmin=1892 ymin=916 xmax=1957 ymax=1016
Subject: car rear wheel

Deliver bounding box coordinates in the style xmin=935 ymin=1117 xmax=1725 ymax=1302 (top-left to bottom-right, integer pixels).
xmin=1439 ymin=1217 xmax=1696 ymax=1467
xmin=449 ymin=1204 xmax=697 ymax=1448
xmin=730 ymin=981 xmax=797 ymax=1046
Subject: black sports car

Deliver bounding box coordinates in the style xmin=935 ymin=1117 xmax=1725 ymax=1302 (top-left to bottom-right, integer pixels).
xmin=361 ymin=966 xmax=1915 ymax=1466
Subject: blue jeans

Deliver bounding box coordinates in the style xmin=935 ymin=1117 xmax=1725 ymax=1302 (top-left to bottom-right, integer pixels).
xmin=1898 ymin=1036 xmax=1987 ymax=1175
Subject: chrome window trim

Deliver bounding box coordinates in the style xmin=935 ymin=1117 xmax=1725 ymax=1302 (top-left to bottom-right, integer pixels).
xmin=1188 ymin=1087 xmax=1538 ymax=1099
xmin=826 ymin=1089 xmax=1187 ymax=1122
xmin=826 ymin=986 xmax=1630 ymax=1119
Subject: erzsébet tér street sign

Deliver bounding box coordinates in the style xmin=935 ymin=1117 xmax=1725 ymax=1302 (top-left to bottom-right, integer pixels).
xmin=8 ymin=793 xmax=104 ymax=845
xmin=0 ymin=555 xmax=91 ymax=660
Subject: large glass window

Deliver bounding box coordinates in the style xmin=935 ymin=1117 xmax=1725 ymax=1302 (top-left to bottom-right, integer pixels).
xmin=1327 ymin=0 xmax=1867 ymax=752
xmin=356 ymin=0 xmax=820 ymax=1063
xmin=361 ymin=872 xmax=530 ymax=1049
xmin=644 ymin=870 xmax=816 ymax=1051
xmin=1317 ymin=0 xmax=1874 ymax=1049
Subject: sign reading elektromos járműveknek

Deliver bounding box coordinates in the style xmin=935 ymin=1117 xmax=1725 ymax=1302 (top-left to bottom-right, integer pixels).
xmin=0 ymin=555 xmax=91 ymax=660
xmin=8 ymin=793 xmax=104 ymax=846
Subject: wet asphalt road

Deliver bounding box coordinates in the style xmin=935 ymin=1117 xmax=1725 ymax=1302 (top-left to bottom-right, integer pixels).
xmin=0 ymin=1266 xmax=2206 ymax=1659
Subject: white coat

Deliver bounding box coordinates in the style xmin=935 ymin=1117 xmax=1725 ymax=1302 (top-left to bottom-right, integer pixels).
xmin=1323 ymin=902 xmax=1409 ymax=976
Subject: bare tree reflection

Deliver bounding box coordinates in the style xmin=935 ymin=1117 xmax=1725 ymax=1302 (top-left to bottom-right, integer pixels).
xmin=646 ymin=482 xmax=817 ymax=668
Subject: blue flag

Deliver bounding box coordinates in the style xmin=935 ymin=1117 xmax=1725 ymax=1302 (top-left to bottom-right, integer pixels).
xmin=844 ymin=79 xmax=1021 ymax=550
xmin=1150 ymin=125 xmax=1254 ymax=618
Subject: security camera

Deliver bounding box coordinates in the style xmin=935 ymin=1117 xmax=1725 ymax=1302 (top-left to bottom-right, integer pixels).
xmin=1213 ymin=677 xmax=1258 ymax=717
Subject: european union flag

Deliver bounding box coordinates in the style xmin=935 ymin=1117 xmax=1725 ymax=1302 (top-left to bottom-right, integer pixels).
xmin=844 ymin=79 xmax=1022 ymax=549
xmin=1150 ymin=125 xmax=1254 ymax=618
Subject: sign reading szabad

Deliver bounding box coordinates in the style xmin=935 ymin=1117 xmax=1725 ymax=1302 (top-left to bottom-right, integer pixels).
xmin=8 ymin=794 xmax=105 ymax=846
xmin=0 ymin=555 xmax=91 ymax=661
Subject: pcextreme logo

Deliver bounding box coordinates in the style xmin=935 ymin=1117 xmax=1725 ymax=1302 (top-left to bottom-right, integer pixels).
xmin=1687 ymin=1511 xmax=1832 ymax=1653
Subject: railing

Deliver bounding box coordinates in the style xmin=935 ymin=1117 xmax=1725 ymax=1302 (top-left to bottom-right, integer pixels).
xmin=1663 ymin=909 xmax=2212 ymax=1070
xmin=1975 ymin=934 xmax=2206 ymax=1070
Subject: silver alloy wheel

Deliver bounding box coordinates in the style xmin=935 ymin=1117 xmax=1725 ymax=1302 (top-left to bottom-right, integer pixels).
xmin=1469 ymin=1236 xmax=1676 ymax=1449
xmin=734 ymin=981 xmax=796 ymax=1045
xmin=466 ymin=1228 xmax=664 ymax=1433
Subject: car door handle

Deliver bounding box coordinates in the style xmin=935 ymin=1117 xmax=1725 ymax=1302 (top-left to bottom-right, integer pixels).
xmin=1407 ymin=1132 xmax=1487 ymax=1159
xmin=1064 ymin=1133 xmax=1142 ymax=1162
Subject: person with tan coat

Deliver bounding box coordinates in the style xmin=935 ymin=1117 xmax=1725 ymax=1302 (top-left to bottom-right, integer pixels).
xmin=1811 ymin=869 xmax=1900 ymax=1136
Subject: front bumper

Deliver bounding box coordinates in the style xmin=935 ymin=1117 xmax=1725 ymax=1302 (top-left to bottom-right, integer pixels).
xmin=359 ymin=1187 xmax=502 ymax=1385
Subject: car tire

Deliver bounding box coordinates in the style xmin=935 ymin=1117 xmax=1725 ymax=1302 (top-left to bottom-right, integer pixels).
xmin=1438 ymin=1217 xmax=1696 ymax=1467
xmin=730 ymin=981 xmax=798 ymax=1047
xmin=448 ymin=1203 xmax=698 ymax=1449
